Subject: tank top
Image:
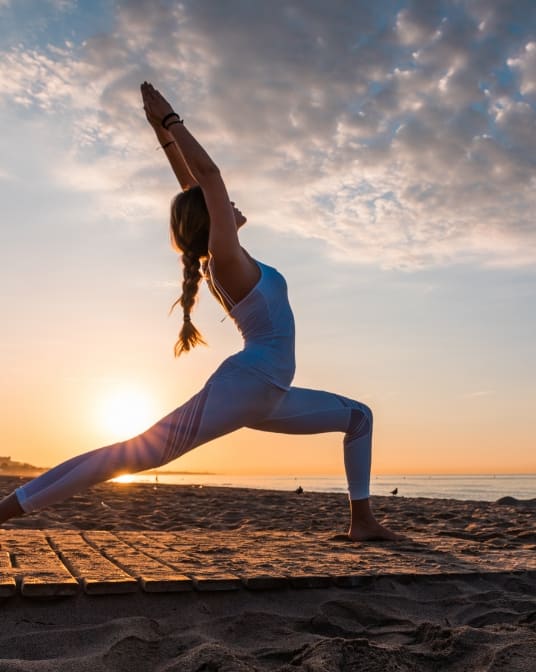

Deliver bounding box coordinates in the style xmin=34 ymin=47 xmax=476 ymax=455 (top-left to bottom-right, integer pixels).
xmin=205 ymin=256 xmax=296 ymax=390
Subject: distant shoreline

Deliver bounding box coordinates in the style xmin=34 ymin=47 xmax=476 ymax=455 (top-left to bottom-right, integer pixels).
xmin=0 ymin=470 xmax=45 ymax=477
xmin=0 ymin=469 xmax=218 ymax=478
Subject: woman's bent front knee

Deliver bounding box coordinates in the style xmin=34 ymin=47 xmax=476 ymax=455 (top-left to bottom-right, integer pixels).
xmin=343 ymin=399 xmax=373 ymax=441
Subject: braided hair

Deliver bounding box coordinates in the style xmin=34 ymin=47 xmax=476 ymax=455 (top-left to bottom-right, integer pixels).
xmin=169 ymin=186 xmax=210 ymax=356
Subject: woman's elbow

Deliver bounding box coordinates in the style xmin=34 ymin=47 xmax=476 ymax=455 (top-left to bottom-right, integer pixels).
xmin=197 ymin=164 xmax=222 ymax=187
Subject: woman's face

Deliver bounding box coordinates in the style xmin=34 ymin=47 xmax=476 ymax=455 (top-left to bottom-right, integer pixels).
xmin=231 ymin=201 xmax=247 ymax=229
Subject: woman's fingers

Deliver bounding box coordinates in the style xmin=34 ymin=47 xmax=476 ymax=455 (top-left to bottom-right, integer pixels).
xmin=141 ymin=82 xmax=164 ymax=103
xmin=143 ymin=82 xmax=156 ymax=95
xmin=140 ymin=82 xmax=174 ymax=125
xmin=140 ymin=82 xmax=155 ymax=97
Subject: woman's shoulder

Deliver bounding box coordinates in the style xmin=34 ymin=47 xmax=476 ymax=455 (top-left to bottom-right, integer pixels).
xmin=205 ymin=249 xmax=262 ymax=309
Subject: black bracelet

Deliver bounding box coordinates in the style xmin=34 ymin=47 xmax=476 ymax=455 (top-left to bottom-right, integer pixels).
xmin=161 ymin=140 xmax=176 ymax=150
xmin=161 ymin=112 xmax=180 ymax=128
xmin=166 ymin=118 xmax=184 ymax=129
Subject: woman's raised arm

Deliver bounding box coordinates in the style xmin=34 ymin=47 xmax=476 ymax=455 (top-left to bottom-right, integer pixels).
xmin=140 ymin=82 xmax=243 ymax=265
xmin=142 ymin=85 xmax=198 ymax=190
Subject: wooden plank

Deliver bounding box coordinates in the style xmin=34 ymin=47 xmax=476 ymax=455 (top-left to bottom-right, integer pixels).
xmin=1 ymin=530 xmax=78 ymax=597
xmin=0 ymin=550 xmax=17 ymax=597
xmin=113 ymin=532 xmax=202 ymax=590
xmin=117 ymin=531 xmax=185 ymax=550
xmin=83 ymin=532 xmax=193 ymax=593
xmin=192 ymin=574 xmax=242 ymax=591
xmin=139 ymin=575 xmax=193 ymax=593
xmin=82 ymin=577 xmax=137 ymax=595
xmin=21 ymin=575 xmax=79 ymax=597
xmin=123 ymin=549 xmax=243 ymax=591
xmin=47 ymin=531 xmax=137 ymax=595
xmin=85 ymin=531 xmax=228 ymax=592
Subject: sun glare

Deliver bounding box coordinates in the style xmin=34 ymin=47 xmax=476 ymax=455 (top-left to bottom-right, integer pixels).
xmin=112 ymin=474 xmax=136 ymax=484
xmin=97 ymin=386 xmax=156 ymax=441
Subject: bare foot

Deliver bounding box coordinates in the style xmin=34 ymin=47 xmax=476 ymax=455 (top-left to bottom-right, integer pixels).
xmin=348 ymin=521 xmax=408 ymax=542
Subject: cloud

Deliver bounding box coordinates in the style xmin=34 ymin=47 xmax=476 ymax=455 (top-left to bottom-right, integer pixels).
xmin=508 ymin=42 xmax=536 ymax=102
xmin=396 ymin=1 xmax=443 ymax=46
xmin=462 ymin=390 xmax=495 ymax=399
xmin=51 ymin=0 xmax=76 ymax=9
xmin=0 ymin=0 xmax=535 ymax=269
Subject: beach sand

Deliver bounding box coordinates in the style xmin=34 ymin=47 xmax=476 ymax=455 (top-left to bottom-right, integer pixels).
xmin=1 ymin=475 xmax=535 ymax=671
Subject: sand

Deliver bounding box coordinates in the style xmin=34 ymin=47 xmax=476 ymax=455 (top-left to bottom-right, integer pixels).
xmin=1 ymin=475 xmax=535 ymax=671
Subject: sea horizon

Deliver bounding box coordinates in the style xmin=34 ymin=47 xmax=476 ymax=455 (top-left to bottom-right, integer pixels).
xmin=108 ymin=472 xmax=536 ymax=502
xmin=3 ymin=471 xmax=534 ymax=502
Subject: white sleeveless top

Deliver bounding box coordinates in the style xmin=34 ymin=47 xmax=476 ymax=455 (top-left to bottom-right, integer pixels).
xmin=205 ymin=257 xmax=296 ymax=390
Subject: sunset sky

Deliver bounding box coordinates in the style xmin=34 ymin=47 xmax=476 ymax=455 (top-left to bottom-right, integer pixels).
xmin=1 ymin=0 xmax=535 ymax=478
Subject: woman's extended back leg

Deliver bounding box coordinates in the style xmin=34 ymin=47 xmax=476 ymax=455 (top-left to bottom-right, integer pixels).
xmin=11 ymin=364 xmax=285 ymax=515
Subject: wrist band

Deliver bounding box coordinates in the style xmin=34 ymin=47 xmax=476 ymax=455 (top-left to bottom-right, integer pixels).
xmin=161 ymin=112 xmax=184 ymax=129
xmin=161 ymin=112 xmax=179 ymax=128
xmin=166 ymin=119 xmax=184 ymax=129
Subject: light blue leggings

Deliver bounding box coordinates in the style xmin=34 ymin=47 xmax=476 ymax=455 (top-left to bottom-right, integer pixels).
xmin=15 ymin=360 xmax=372 ymax=513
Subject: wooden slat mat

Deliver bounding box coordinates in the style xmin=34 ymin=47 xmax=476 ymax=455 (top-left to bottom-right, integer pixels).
xmin=0 ymin=529 xmax=534 ymax=598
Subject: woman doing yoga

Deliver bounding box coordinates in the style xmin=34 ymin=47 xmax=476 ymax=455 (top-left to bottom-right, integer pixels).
xmin=0 ymin=82 xmax=403 ymax=541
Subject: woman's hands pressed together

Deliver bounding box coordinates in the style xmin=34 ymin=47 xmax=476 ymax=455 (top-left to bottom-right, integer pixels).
xmin=141 ymin=81 xmax=176 ymax=128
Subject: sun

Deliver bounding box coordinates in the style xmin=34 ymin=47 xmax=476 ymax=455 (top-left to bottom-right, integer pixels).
xmin=97 ymin=385 xmax=156 ymax=441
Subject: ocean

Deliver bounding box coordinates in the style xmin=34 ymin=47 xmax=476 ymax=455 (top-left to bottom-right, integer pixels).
xmin=113 ymin=473 xmax=536 ymax=502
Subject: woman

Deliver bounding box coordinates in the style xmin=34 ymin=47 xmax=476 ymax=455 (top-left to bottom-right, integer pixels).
xmin=0 ymin=83 xmax=402 ymax=541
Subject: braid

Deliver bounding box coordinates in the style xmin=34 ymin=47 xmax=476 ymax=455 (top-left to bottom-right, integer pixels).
xmin=168 ymin=186 xmax=210 ymax=357
xmin=171 ymin=252 xmax=206 ymax=356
